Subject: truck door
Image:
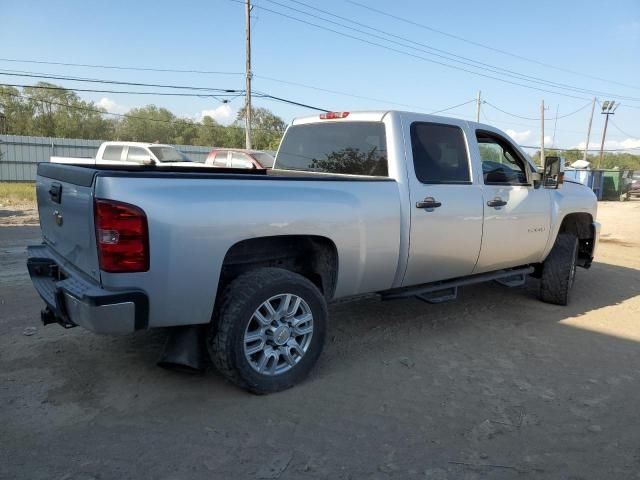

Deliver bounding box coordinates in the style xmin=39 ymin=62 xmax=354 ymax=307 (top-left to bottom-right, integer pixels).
xmin=403 ymin=119 xmax=484 ymax=286
xmin=472 ymin=130 xmax=551 ymax=273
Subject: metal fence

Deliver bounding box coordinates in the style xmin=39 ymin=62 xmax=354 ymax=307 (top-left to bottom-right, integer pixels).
xmin=0 ymin=135 xmax=212 ymax=181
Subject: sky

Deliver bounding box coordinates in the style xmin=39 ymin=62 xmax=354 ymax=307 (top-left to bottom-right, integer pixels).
xmin=1 ymin=0 xmax=639 ymax=152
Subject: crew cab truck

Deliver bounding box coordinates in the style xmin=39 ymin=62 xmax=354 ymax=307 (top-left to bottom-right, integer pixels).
xmin=51 ymin=141 xmax=203 ymax=167
xmin=27 ymin=111 xmax=600 ymax=394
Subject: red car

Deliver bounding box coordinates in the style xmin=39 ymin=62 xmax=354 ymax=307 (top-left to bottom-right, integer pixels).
xmin=205 ymin=149 xmax=275 ymax=169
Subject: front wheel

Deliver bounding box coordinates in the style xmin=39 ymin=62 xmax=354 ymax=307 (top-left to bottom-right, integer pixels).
xmin=539 ymin=233 xmax=579 ymax=306
xmin=208 ymin=268 xmax=327 ymax=394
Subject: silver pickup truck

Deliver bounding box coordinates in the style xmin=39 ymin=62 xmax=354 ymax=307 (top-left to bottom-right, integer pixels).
xmin=27 ymin=110 xmax=600 ymax=393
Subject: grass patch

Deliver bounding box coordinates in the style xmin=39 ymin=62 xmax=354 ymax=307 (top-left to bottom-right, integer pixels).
xmin=0 ymin=182 xmax=37 ymax=206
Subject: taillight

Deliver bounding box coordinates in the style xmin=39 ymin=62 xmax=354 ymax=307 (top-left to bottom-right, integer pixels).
xmin=319 ymin=111 xmax=349 ymax=120
xmin=94 ymin=199 xmax=149 ymax=273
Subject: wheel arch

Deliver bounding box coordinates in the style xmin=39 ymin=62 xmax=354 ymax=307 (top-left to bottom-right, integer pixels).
xmin=217 ymin=235 xmax=339 ymax=302
xmin=553 ymin=212 xmax=596 ymax=268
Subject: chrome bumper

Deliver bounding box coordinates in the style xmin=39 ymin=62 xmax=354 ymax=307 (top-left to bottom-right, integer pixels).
xmin=27 ymin=244 xmax=148 ymax=334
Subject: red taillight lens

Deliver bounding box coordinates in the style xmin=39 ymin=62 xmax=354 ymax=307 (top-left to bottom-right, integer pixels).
xmin=94 ymin=199 xmax=149 ymax=273
xmin=319 ymin=111 xmax=349 ymax=120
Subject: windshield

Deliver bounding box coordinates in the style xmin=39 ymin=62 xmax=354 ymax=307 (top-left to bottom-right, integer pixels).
xmin=149 ymin=146 xmax=192 ymax=163
xmin=276 ymin=122 xmax=388 ymax=176
xmin=252 ymin=152 xmax=275 ymax=168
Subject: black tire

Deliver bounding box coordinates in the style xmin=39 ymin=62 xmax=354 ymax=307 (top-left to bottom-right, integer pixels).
xmin=539 ymin=233 xmax=579 ymax=305
xmin=208 ymin=268 xmax=327 ymax=394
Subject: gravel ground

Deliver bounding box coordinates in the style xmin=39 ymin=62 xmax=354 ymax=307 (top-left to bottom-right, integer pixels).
xmin=1 ymin=201 xmax=639 ymax=480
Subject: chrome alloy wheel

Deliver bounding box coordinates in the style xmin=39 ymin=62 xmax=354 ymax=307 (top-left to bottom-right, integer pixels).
xmin=243 ymin=293 xmax=314 ymax=376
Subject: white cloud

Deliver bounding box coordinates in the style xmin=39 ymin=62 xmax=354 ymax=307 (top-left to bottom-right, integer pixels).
xmin=199 ymin=104 xmax=235 ymax=125
xmin=97 ymin=97 xmax=129 ymax=114
xmin=505 ymin=129 xmax=531 ymax=143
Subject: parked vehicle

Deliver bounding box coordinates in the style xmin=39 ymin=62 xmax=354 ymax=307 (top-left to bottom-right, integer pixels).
xmin=27 ymin=110 xmax=600 ymax=394
xmin=51 ymin=141 xmax=204 ymax=167
xmin=630 ymin=172 xmax=640 ymax=197
xmin=205 ymin=148 xmax=275 ymax=169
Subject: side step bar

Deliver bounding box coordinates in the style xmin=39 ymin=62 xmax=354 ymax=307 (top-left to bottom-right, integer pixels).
xmin=380 ymin=266 xmax=535 ymax=303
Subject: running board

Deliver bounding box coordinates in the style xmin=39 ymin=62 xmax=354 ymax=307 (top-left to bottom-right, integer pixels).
xmin=494 ymin=272 xmax=528 ymax=287
xmin=380 ymin=266 xmax=535 ymax=302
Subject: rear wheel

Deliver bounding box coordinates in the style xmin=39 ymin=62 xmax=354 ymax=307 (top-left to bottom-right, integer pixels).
xmin=208 ymin=268 xmax=327 ymax=394
xmin=539 ymin=233 xmax=579 ymax=306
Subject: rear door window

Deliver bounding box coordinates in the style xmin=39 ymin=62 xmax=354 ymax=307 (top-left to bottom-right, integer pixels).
xmin=102 ymin=146 xmax=124 ymax=161
xmin=276 ymin=122 xmax=388 ymax=176
xmin=231 ymin=152 xmax=254 ymax=169
xmin=410 ymin=123 xmax=471 ymax=184
xmin=213 ymin=152 xmax=229 ymax=167
xmin=126 ymin=147 xmax=150 ymax=163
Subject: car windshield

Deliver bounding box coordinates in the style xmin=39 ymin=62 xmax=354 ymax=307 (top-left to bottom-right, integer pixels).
xmin=149 ymin=146 xmax=191 ymax=162
xmin=252 ymin=152 xmax=275 ymax=168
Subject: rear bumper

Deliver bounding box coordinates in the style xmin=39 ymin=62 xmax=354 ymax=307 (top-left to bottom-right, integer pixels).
xmin=27 ymin=244 xmax=148 ymax=334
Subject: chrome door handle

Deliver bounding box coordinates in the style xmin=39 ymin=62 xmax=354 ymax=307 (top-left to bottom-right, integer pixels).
xmin=416 ymin=197 xmax=442 ymax=209
xmin=487 ymin=198 xmax=507 ymax=207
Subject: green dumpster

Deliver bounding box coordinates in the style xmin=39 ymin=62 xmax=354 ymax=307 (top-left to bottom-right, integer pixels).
xmin=601 ymin=169 xmax=633 ymax=201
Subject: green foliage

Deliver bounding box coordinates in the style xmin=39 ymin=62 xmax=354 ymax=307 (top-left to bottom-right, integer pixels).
xmin=0 ymin=83 xmax=115 ymax=139
xmin=310 ymin=147 xmax=387 ymax=176
xmin=531 ymin=149 xmax=640 ymax=170
xmin=236 ymin=106 xmax=286 ymax=150
xmin=0 ymin=84 xmax=286 ymax=150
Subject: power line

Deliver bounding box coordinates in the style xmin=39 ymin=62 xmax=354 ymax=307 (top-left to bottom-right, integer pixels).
xmin=429 ymin=99 xmax=476 ymax=115
xmin=0 ymin=69 xmax=241 ymax=93
xmin=253 ymin=91 xmax=328 ymax=111
xmin=483 ymin=100 xmax=592 ymax=121
xmin=609 ymin=118 xmax=639 ymax=139
xmin=0 ymin=72 xmax=330 ymax=111
xmin=1 ymin=90 xmax=285 ymax=134
xmin=0 ymin=82 xmax=241 ymax=102
xmin=227 ymin=0 xmax=597 ymax=101
xmin=520 ymin=144 xmax=640 ymax=152
xmin=345 ymin=0 xmax=640 ymax=93
xmin=256 ymin=75 xmax=435 ymax=111
xmin=265 ymin=0 xmax=640 ymax=102
xmin=0 ymin=57 xmax=243 ymax=76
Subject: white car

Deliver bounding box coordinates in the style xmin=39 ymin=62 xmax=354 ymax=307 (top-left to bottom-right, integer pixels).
xmin=51 ymin=141 xmax=206 ymax=167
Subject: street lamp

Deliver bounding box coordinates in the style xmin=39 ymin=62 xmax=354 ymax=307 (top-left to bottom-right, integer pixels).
xmin=598 ymin=100 xmax=618 ymax=168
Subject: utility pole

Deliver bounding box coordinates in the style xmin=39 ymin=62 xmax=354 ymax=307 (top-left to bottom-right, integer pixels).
xmin=583 ymin=97 xmax=596 ymax=162
xmin=540 ymin=99 xmax=545 ymax=169
xmin=551 ymin=103 xmax=559 ymax=148
xmin=244 ymin=0 xmax=252 ymax=149
xmin=476 ymin=90 xmax=481 ymax=122
xmin=598 ymin=100 xmax=618 ymax=168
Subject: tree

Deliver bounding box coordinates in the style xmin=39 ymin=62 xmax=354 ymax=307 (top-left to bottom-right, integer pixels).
xmin=310 ymin=147 xmax=387 ymax=176
xmin=117 ymin=105 xmax=175 ymax=143
xmin=236 ymin=106 xmax=286 ymax=150
xmin=0 ymin=83 xmax=114 ymax=139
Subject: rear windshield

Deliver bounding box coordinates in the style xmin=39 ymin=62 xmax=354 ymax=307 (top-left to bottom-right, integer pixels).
xmin=276 ymin=122 xmax=388 ymax=176
xmin=252 ymin=152 xmax=275 ymax=168
xmin=149 ymin=146 xmax=191 ymax=163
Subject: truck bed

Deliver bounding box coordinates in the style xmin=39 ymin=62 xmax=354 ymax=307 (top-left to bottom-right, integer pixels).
xmin=34 ymin=161 xmax=402 ymax=329
xmin=38 ymin=162 xmax=394 ymax=184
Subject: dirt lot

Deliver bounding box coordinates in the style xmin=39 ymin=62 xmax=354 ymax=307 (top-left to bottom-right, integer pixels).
xmin=1 ymin=201 xmax=639 ymax=480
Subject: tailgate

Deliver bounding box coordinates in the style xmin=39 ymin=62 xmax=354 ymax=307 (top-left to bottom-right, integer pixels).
xmin=36 ymin=163 xmax=101 ymax=282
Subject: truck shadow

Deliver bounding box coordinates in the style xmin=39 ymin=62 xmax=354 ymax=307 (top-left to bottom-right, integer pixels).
xmin=320 ymin=259 xmax=640 ymax=371
xmin=11 ymin=259 xmax=639 ymax=407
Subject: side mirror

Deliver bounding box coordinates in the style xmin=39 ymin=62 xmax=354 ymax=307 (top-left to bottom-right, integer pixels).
xmin=141 ymin=157 xmax=154 ymax=166
xmin=543 ymin=156 xmax=565 ymax=189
